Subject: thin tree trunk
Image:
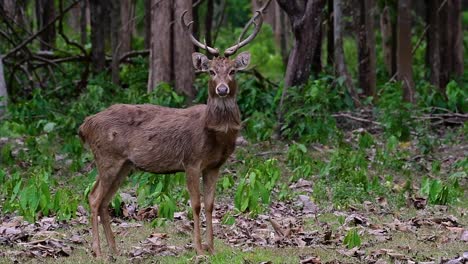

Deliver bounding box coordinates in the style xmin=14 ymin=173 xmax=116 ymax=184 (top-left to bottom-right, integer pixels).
xmin=396 ymin=0 xmax=414 ymax=103
xmin=80 ymin=0 xmax=87 ymax=45
xmin=174 ymin=0 xmax=195 ymax=99
xmin=0 ymin=57 xmax=7 ymax=117
xmin=120 ymin=0 xmax=135 ymax=54
xmin=357 ymin=0 xmax=376 ymax=98
xmin=426 ymin=0 xmax=440 ymax=89
xmin=334 ymin=0 xmax=359 ymax=106
xmin=312 ymin=19 xmax=323 ymax=74
xmin=147 ymin=0 xmax=172 ymax=92
xmin=439 ymin=0 xmax=450 ymax=91
xmin=205 ymin=0 xmax=214 ymax=58
xmin=90 ymin=0 xmax=107 ymax=72
xmin=380 ymin=5 xmax=395 ymax=76
xmin=111 ymin=0 xmax=121 ymax=85
xmin=326 ymin=0 xmax=334 ymax=66
xmin=144 ymin=0 xmax=151 ymax=49
xmin=450 ymin=0 xmax=463 ymax=77
xmin=36 ymin=0 xmax=56 ymax=50
xmin=192 ymin=1 xmax=199 ymax=52
xmin=275 ymin=3 xmax=289 ymax=66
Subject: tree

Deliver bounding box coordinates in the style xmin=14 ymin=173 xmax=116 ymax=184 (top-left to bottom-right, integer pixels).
xmin=380 ymin=3 xmax=397 ymax=76
xmin=356 ymin=0 xmax=376 ymax=98
xmin=334 ymin=0 xmax=360 ymax=105
xmin=326 ymin=0 xmax=334 ymax=66
xmin=449 ymin=0 xmax=463 ymax=78
xmin=276 ymin=0 xmax=326 ymax=134
xmin=89 ymin=0 xmax=108 ymax=72
xmin=396 ymin=0 xmax=414 ymax=103
xmin=36 ymin=0 xmax=56 ymax=50
xmin=79 ymin=0 xmax=87 ymax=45
xmin=426 ymin=0 xmax=440 ymax=89
xmin=173 ymin=0 xmax=195 ymax=99
xmin=276 ymin=0 xmax=325 ymax=87
xmin=0 ymin=57 xmax=7 ymax=117
xmin=110 ymin=0 xmax=121 ymax=85
xmin=120 ymin=0 xmax=136 ymax=54
xmin=148 ymin=0 xmax=195 ymax=98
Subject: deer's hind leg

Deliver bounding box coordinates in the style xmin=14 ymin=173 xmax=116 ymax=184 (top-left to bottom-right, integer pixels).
xmin=89 ymin=157 xmax=131 ymax=257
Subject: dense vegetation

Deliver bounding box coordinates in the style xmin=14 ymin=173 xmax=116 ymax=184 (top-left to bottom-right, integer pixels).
xmin=0 ymin=0 xmax=467 ymax=262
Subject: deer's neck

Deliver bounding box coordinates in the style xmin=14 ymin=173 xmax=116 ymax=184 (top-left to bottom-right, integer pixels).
xmin=205 ymin=96 xmax=241 ymax=133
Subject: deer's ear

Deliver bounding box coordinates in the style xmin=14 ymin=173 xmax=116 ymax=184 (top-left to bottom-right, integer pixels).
xmin=192 ymin=52 xmax=210 ymax=72
xmin=234 ymin=51 xmax=251 ymax=71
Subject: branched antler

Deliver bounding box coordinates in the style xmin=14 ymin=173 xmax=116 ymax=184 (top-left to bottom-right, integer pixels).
xmin=223 ymin=0 xmax=272 ymax=57
xmin=181 ymin=10 xmax=220 ymax=57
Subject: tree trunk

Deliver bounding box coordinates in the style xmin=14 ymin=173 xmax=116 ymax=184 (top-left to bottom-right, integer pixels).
xmin=80 ymin=0 xmax=87 ymax=45
xmin=144 ymin=0 xmax=151 ymax=49
xmin=120 ymin=0 xmax=135 ymax=54
xmin=110 ymin=0 xmax=121 ymax=85
xmin=326 ymin=0 xmax=334 ymax=66
xmin=0 ymin=57 xmax=7 ymax=117
xmin=275 ymin=3 xmax=289 ymax=66
xmin=173 ymin=0 xmax=195 ymax=99
xmin=36 ymin=0 xmax=56 ymax=50
xmin=396 ymin=0 xmax=414 ymax=103
xmin=90 ymin=0 xmax=107 ymax=72
xmin=357 ymin=0 xmax=376 ymax=98
xmin=426 ymin=0 xmax=440 ymax=89
xmin=439 ymin=0 xmax=450 ymax=90
xmin=334 ymin=0 xmax=359 ymax=105
xmin=450 ymin=0 xmax=463 ymax=77
xmin=205 ymin=0 xmax=214 ymax=58
xmin=311 ymin=19 xmax=323 ymax=74
xmin=147 ymin=0 xmax=172 ymax=92
xmin=380 ymin=5 xmax=396 ymax=76
xmin=276 ymin=0 xmax=326 ymax=136
xmin=277 ymin=0 xmax=325 ymax=87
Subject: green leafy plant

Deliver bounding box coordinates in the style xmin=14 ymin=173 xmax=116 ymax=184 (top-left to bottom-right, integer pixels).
xmin=234 ymin=158 xmax=280 ymax=213
xmin=343 ymin=228 xmax=361 ymax=249
xmin=420 ymin=177 xmax=462 ymax=205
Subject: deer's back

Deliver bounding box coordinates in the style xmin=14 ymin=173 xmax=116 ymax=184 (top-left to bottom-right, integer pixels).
xmin=79 ymin=104 xmax=209 ymax=172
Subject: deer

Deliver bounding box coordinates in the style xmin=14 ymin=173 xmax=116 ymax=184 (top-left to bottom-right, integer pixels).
xmin=78 ymin=2 xmax=269 ymax=257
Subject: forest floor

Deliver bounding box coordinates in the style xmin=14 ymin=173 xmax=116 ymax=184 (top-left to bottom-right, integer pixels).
xmin=0 ymin=124 xmax=467 ymax=264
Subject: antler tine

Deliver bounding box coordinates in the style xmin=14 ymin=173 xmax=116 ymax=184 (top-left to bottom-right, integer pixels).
xmin=223 ymin=0 xmax=271 ymax=57
xmin=181 ymin=10 xmax=220 ymax=56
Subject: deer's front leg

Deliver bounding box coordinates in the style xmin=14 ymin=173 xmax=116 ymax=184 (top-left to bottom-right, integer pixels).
xmin=186 ymin=167 xmax=203 ymax=255
xmin=202 ymin=168 xmax=220 ymax=254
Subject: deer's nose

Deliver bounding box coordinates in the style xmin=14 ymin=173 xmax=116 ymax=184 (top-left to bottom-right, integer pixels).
xmin=216 ymin=85 xmax=229 ymax=97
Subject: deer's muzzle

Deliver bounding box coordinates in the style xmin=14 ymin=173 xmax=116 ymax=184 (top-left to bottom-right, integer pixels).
xmin=216 ymin=84 xmax=229 ymax=97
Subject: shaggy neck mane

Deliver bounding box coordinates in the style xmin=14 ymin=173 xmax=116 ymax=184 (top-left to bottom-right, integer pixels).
xmin=205 ymin=96 xmax=241 ymax=133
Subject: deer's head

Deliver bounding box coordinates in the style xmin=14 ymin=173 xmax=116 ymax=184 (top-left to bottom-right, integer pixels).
xmin=191 ymin=52 xmax=250 ymax=98
xmin=181 ymin=5 xmax=266 ymax=99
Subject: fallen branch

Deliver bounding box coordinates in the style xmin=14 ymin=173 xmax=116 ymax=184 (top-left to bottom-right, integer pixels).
xmin=332 ymin=113 xmax=382 ymax=126
xmin=3 ymin=0 xmax=81 ymax=60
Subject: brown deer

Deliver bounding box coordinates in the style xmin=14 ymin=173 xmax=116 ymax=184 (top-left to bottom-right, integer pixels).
xmin=79 ymin=2 xmax=269 ymax=257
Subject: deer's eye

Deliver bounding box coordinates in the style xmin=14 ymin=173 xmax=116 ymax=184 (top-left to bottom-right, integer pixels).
xmin=229 ymin=70 xmax=236 ymax=76
xmin=209 ymin=70 xmax=216 ymax=76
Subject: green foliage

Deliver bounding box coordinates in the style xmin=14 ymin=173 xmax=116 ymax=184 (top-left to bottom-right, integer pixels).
xmin=287 ymin=143 xmax=315 ymax=182
xmin=234 ymin=158 xmax=280 ymax=214
xmin=282 ymin=76 xmax=346 ymax=143
xmin=1 ymin=169 xmax=78 ymax=222
xmin=420 ymin=177 xmax=462 ymax=205
xmin=343 ymin=228 xmax=362 ymax=249
xmin=133 ymin=172 xmax=188 ymax=220
xmin=377 ymin=82 xmax=413 ymax=141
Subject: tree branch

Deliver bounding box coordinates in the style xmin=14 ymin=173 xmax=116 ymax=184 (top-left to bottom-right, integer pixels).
xmin=3 ymin=0 xmax=81 ymax=60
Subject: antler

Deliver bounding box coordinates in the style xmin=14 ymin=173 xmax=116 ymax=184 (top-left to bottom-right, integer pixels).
xmin=223 ymin=0 xmax=272 ymax=57
xmin=181 ymin=10 xmax=220 ymax=57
